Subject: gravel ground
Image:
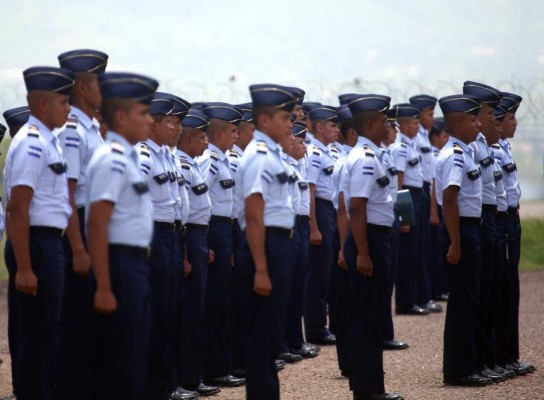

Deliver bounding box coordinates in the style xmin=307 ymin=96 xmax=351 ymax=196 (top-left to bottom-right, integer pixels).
xmin=0 ymin=271 xmax=542 ymax=399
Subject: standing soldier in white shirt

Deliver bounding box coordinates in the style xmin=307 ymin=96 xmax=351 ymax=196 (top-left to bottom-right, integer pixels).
xmin=55 ymin=49 xmax=108 ymax=400
xmin=4 ymin=66 xmax=73 ymax=400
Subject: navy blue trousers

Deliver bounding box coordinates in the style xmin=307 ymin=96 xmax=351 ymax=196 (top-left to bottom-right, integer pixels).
xmin=304 ymin=199 xmax=336 ymax=341
xmin=5 ymin=229 xmax=65 ymax=400
xmin=239 ymin=231 xmax=294 ymax=400
xmin=202 ymin=220 xmax=233 ymax=378
xmin=430 ymin=205 xmax=448 ymax=296
xmin=56 ymin=207 xmax=92 ymax=400
xmin=494 ymin=213 xmax=511 ymax=366
xmin=417 ymin=182 xmax=432 ymax=306
xmin=89 ymin=245 xmax=150 ymax=400
xmin=344 ymin=225 xmax=391 ymax=395
xmin=146 ymin=224 xmax=179 ymax=400
xmin=286 ymin=218 xmax=310 ymax=350
xmin=395 ymin=187 xmax=423 ymax=307
xmin=178 ymin=225 xmax=209 ymax=386
xmin=476 ymin=206 xmax=497 ymax=370
xmin=382 ymin=213 xmax=399 ymax=341
xmin=441 ymin=221 xmax=482 ymax=377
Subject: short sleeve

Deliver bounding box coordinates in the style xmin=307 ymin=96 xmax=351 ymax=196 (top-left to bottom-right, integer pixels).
xmin=306 ymin=151 xmax=321 ymax=185
xmin=10 ymin=139 xmax=47 ymax=191
xmin=441 ymin=152 xmax=464 ymax=189
xmin=88 ymin=154 xmax=126 ymax=204
xmin=241 ymin=154 xmax=270 ymax=198
xmin=392 ymin=145 xmax=408 ymax=172
xmin=198 ymin=156 xmax=217 ymax=186
xmin=349 ymin=157 xmax=376 ymax=200
xmin=58 ymin=128 xmax=83 ymax=180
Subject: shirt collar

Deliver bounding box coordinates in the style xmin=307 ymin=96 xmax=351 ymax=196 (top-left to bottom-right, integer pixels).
xmin=28 ymin=115 xmax=55 ymax=142
xmin=418 ymin=124 xmax=427 ymax=135
xmin=70 ymin=106 xmax=98 ymax=130
xmin=356 ymin=136 xmax=381 ymax=154
xmin=380 ymin=143 xmax=391 ymax=153
xmin=208 ymin=143 xmax=227 ymax=160
xmin=311 ymin=137 xmax=329 ymax=153
xmin=287 ymin=154 xmax=299 ymax=166
xmin=449 ymin=136 xmax=471 ymax=154
xmin=232 ymin=144 xmax=244 ymax=155
xmin=476 ymin=132 xmax=488 ymax=144
xmin=144 ymin=139 xmax=162 ymax=153
xmin=254 ymin=130 xmax=279 ymax=152
xmin=176 ymin=149 xmax=196 ymax=164
xmin=107 ymin=131 xmax=135 ymax=156
xmin=399 ymin=133 xmax=415 ymax=146
xmin=343 ymin=144 xmax=353 ymax=153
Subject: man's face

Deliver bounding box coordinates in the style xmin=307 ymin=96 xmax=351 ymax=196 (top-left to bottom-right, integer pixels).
xmin=266 ymin=110 xmax=293 ymax=143
xmin=376 ymin=113 xmax=389 ymax=142
xmin=236 ymin=121 xmax=255 ymax=149
xmin=431 ymin=131 xmax=449 ymax=150
xmin=189 ymin=129 xmax=208 ymax=157
xmin=289 ymin=136 xmax=307 ymax=160
xmin=279 ymin=132 xmax=295 ymax=154
xmin=401 ymin=118 xmax=420 ymax=138
xmin=477 ymin=104 xmax=495 ymax=132
xmin=153 ymin=115 xmax=173 ymax=146
xmin=419 ymin=108 xmax=435 ymax=130
xmin=47 ymin=92 xmax=71 ymax=128
xmin=168 ymin=115 xmax=182 ymax=147
xmin=501 ymin=113 xmax=517 ymax=139
xmin=125 ymin=102 xmax=153 ymax=144
xmin=383 ymin=123 xmax=397 ymax=146
xmin=321 ymin=121 xmax=339 ymax=145
xmin=223 ymin=122 xmax=238 ymax=150
xmin=84 ymin=76 xmax=102 ymax=111
xmin=292 ymin=104 xmax=304 ymax=122
xmin=483 ymin=116 xmax=501 ymax=145
xmin=459 ymin=113 xmax=481 ymax=143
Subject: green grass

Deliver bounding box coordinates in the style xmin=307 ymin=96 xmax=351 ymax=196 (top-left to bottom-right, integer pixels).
xmin=520 ymin=218 xmax=544 ymax=271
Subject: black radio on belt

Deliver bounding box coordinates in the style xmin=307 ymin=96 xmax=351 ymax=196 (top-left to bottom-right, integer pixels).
xmin=479 ymin=156 xmax=493 ymax=167
xmin=493 ymin=170 xmax=503 ymax=181
xmin=467 ymin=169 xmax=481 ymax=181
xmin=387 ymin=166 xmax=398 ymax=176
xmin=276 ymin=172 xmax=289 ymax=183
xmin=298 ymin=181 xmax=309 ymax=190
xmin=48 ymin=162 xmax=67 ymax=174
xmin=502 ymin=162 xmax=517 ymax=173
xmin=153 ymin=173 xmax=169 ymax=184
xmin=376 ymin=175 xmax=390 ymax=187
xmin=323 ymin=165 xmax=334 ymax=175
xmin=408 ymin=157 xmax=420 ymax=166
xmin=419 ymin=146 xmax=431 ymax=154
xmin=192 ymin=183 xmax=208 ymax=195
xmin=219 ymin=179 xmax=235 ymax=189
xmin=133 ymin=182 xmax=149 ymax=194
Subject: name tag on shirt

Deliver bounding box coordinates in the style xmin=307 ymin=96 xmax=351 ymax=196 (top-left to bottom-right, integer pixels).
xmin=419 ymin=146 xmax=431 ymax=154
xmin=479 ymin=156 xmax=493 ymax=167
xmin=323 ymin=165 xmax=334 ymax=175
xmin=48 ymin=162 xmax=67 ymax=174
xmin=408 ymin=157 xmax=420 ymax=166
xmin=192 ymin=183 xmax=208 ymax=195
xmin=288 ymin=173 xmax=298 ymax=184
xmin=276 ymin=172 xmax=289 ymax=184
xmin=493 ymin=170 xmax=503 ymax=181
xmin=376 ymin=175 xmax=390 ymax=187
xmin=387 ymin=166 xmax=398 ymax=176
xmin=153 ymin=173 xmax=169 ymax=185
xmin=219 ymin=179 xmax=235 ymax=189
xmin=298 ymin=181 xmax=309 ymax=190
xmin=133 ymin=182 xmax=149 ymax=194
xmin=467 ymin=169 xmax=481 ymax=181
xmin=502 ymin=163 xmax=517 ymax=173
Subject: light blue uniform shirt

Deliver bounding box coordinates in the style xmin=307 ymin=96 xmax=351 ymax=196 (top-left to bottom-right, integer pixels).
xmin=86 ymin=131 xmax=153 ymax=247
xmin=288 ymin=155 xmax=310 ymax=216
xmin=177 ymin=149 xmax=211 ymax=225
xmin=4 ymin=115 xmax=71 ymax=229
xmin=165 ymin=146 xmax=188 ymax=223
xmin=415 ymin=125 xmax=433 ymax=184
xmin=380 ymin=144 xmax=399 ymax=204
xmin=227 ymin=144 xmax=244 ymax=218
xmin=136 ymin=139 xmax=177 ymax=223
xmin=236 ymin=130 xmax=294 ymax=230
xmin=307 ymin=138 xmax=336 ymax=202
xmin=435 ymin=137 xmax=482 ymax=218
xmin=198 ymin=143 xmax=234 ymax=218
xmin=341 ymin=136 xmax=394 ymax=227
xmin=281 ymin=152 xmax=300 ymax=215
xmin=390 ymin=133 xmax=423 ymax=188
xmin=469 ymin=133 xmax=496 ymax=206
xmin=57 ymin=106 xmax=104 ymax=207
xmin=497 ymin=139 xmax=521 ymax=208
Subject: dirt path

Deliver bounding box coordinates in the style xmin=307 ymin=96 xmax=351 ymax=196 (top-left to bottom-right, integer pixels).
xmin=0 ymin=271 xmax=542 ymax=399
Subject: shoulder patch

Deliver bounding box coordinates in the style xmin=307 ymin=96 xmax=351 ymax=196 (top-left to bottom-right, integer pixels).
xmin=181 ymin=163 xmax=191 ymax=170
xmin=65 ymin=117 xmax=78 ymax=130
xmin=256 ymin=141 xmax=268 ymax=154
xmin=210 ymin=151 xmax=220 ymax=161
xmin=229 ymin=151 xmax=239 ymax=159
xmin=363 ymin=145 xmax=375 ymax=158
xmin=491 ymin=144 xmax=500 ymax=149
xmin=111 ymin=141 xmax=125 ymax=154
xmin=400 ymin=142 xmax=407 ymax=148
xmin=27 ymin=125 xmax=40 ymax=138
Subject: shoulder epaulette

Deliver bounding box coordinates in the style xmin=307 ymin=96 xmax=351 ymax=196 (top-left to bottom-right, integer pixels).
xmin=65 ymin=117 xmax=78 ymax=130
xmin=229 ymin=151 xmax=239 ymax=159
xmin=138 ymin=143 xmax=150 ymax=157
xmin=311 ymin=146 xmax=321 ymax=156
xmin=181 ymin=163 xmax=191 ymax=170
xmin=491 ymin=144 xmax=500 ymax=149
xmin=210 ymin=151 xmax=220 ymax=161
xmin=330 ymin=145 xmax=339 ymax=153
xmin=111 ymin=141 xmax=125 ymax=154
xmin=453 ymin=143 xmax=463 ymax=155
xmin=400 ymin=142 xmax=407 ymax=148
xmin=363 ymin=145 xmax=375 ymax=157
xmin=27 ymin=125 xmax=40 ymax=138
xmin=256 ymin=141 xmax=268 ymax=154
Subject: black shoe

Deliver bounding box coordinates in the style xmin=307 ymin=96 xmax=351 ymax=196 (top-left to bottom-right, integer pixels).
xmin=309 ymin=333 xmax=336 ymax=345
xmin=493 ymin=365 xmax=516 ymax=379
xmin=232 ymin=368 xmax=246 ymax=378
xmin=277 ymin=351 xmax=303 ymax=363
xmin=512 ymin=360 xmax=535 ymax=375
xmin=444 ymin=373 xmax=492 ymax=386
xmin=204 ymin=374 xmax=245 ymax=387
xmin=184 ymin=383 xmax=220 ymax=397
xmin=302 ymin=342 xmax=321 ymax=353
xmin=353 ymin=392 xmax=404 ymax=400
xmin=395 ymin=305 xmax=430 ymax=316
xmin=480 ymin=367 xmax=507 ymax=383
xmin=170 ymin=387 xmax=199 ymax=400
xmin=433 ymin=293 xmax=449 ymax=302
xmin=382 ymin=339 xmax=409 ymax=350
xmin=275 ymin=359 xmax=286 ymax=371
xmin=340 ymin=370 xmax=350 ymax=378
xmin=290 ymin=346 xmax=318 ymax=358
xmin=421 ymin=300 xmax=442 ymax=313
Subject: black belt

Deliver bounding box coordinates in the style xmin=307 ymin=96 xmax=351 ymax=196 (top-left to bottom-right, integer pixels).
xmin=210 ymin=215 xmax=234 ymax=225
xmin=459 ymin=217 xmax=482 ymax=226
xmin=30 ymin=226 xmax=64 ymax=236
xmin=402 ymin=185 xmax=423 ymax=193
xmin=297 ymin=215 xmax=311 ymax=222
xmin=482 ymin=204 xmax=498 ymax=214
xmin=266 ymin=226 xmax=293 ymax=238
xmin=423 ymin=181 xmax=431 ymax=190
xmin=367 ymin=223 xmax=392 ymax=234
xmin=154 ymin=221 xmax=177 ymax=231
xmin=109 ymin=244 xmax=148 ymax=257
xmin=496 ymin=211 xmax=508 ymax=219
xmin=507 ymin=207 xmax=519 ymax=216
xmin=186 ymin=223 xmax=209 ymax=230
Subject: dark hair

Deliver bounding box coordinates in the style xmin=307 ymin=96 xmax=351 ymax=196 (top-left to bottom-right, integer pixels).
xmin=340 ymin=119 xmax=354 ymax=139
xmin=252 ymin=105 xmax=281 ymax=129
xmin=353 ymin=111 xmax=381 ymax=134
xmin=100 ymin=98 xmax=134 ymax=129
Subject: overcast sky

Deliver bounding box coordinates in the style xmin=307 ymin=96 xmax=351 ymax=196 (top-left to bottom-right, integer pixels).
xmin=1 ymin=0 xmax=543 ymax=109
